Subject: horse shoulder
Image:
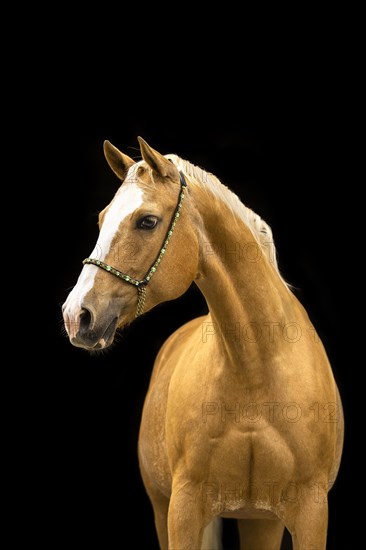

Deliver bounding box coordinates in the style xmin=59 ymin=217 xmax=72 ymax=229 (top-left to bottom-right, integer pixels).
xmin=138 ymin=315 xmax=208 ymax=495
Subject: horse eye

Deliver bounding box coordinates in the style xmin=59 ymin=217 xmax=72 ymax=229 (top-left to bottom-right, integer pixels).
xmin=137 ymin=216 xmax=159 ymax=230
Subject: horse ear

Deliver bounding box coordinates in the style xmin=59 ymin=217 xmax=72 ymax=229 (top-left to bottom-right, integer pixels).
xmin=103 ymin=140 xmax=135 ymax=180
xmin=138 ymin=136 xmax=177 ymax=179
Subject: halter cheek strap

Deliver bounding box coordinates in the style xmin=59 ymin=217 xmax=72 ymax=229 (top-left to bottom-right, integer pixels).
xmin=82 ymin=171 xmax=187 ymax=317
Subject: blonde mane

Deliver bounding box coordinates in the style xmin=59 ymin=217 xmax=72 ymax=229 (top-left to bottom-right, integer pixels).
xmin=166 ymin=154 xmax=289 ymax=289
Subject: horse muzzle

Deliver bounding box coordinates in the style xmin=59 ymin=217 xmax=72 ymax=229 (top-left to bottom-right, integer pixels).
xmin=63 ymin=301 xmax=119 ymax=350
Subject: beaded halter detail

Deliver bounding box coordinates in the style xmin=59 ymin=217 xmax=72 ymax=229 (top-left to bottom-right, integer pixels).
xmin=83 ymin=171 xmax=187 ymax=317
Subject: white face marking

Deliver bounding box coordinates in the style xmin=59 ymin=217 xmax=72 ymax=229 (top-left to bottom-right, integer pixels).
xmin=90 ymin=179 xmax=144 ymax=261
xmin=63 ymin=264 xmax=99 ymax=338
xmin=63 ymin=176 xmax=144 ymax=335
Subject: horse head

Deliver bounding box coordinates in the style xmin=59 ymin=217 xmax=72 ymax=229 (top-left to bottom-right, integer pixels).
xmin=62 ymin=138 xmax=199 ymax=350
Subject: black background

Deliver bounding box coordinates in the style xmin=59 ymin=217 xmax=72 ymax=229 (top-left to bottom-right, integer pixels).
xmin=35 ymin=57 xmax=356 ymax=548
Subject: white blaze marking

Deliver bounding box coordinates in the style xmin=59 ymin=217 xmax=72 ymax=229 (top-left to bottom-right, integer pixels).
xmin=63 ymin=264 xmax=99 ymax=337
xmin=63 ymin=179 xmax=144 ymax=333
xmin=90 ymin=180 xmax=144 ymax=261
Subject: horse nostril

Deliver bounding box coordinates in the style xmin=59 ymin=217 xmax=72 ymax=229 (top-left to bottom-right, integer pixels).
xmin=79 ymin=307 xmax=93 ymax=334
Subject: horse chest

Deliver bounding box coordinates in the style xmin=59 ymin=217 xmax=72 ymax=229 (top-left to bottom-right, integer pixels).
xmin=185 ymin=417 xmax=294 ymax=480
xmin=175 ymin=421 xmax=296 ymax=518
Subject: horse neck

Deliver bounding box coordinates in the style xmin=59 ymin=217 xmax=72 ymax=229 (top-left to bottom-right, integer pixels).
xmin=194 ymin=191 xmax=292 ymax=372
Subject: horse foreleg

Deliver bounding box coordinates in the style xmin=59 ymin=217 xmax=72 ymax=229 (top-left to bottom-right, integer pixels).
xmin=237 ymin=518 xmax=285 ymax=550
xmin=168 ymin=483 xmax=208 ymax=550
xmin=151 ymin=493 xmax=170 ymax=550
xmin=284 ymin=490 xmax=328 ymax=550
xmin=139 ymin=462 xmax=169 ymax=549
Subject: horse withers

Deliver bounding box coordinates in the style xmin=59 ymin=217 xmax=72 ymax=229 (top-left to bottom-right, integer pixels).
xmin=62 ymin=137 xmax=343 ymax=549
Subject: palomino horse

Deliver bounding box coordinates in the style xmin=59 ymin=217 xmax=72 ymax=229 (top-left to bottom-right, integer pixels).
xmin=63 ymin=138 xmax=343 ymax=549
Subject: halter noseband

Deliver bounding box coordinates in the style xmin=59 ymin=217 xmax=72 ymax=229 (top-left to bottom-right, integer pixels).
xmin=82 ymin=171 xmax=187 ymax=318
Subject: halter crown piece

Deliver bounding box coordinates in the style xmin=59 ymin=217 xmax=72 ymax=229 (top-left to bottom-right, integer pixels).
xmin=83 ymin=171 xmax=188 ymax=317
